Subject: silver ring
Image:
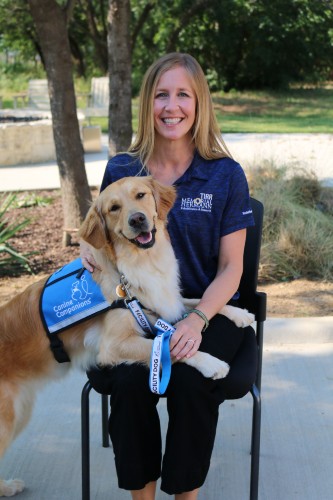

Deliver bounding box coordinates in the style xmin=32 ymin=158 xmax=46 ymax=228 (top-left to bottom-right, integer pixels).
xmin=186 ymin=339 xmax=195 ymax=345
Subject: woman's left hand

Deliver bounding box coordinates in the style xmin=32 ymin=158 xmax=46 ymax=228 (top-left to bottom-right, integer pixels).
xmin=169 ymin=313 xmax=204 ymax=360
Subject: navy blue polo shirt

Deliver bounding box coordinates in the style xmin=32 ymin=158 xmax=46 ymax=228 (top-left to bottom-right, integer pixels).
xmin=100 ymin=152 xmax=254 ymax=298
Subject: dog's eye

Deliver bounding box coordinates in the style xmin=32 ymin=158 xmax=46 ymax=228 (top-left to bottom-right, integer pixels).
xmin=136 ymin=192 xmax=145 ymax=199
xmin=110 ymin=204 xmax=120 ymax=212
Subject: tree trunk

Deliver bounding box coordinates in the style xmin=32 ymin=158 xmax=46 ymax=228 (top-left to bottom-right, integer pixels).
xmin=27 ymin=0 xmax=92 ymax=245
xmin=107 ymin=0 xmax=132 ymax=156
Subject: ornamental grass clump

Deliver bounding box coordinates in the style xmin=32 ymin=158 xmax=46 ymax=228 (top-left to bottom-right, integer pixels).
xmin=248 ymin=162 xmax=333 ymax=282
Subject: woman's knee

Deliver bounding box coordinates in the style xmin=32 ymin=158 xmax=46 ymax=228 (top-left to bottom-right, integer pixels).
xmin=166 ymin=362 xmax=216 ymax=407
xmin=220 ymin=326 xmax=258 ymax=399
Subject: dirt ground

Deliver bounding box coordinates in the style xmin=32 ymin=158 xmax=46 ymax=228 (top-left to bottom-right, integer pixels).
xmin=1 ymin=189 xmax=332 ymax=317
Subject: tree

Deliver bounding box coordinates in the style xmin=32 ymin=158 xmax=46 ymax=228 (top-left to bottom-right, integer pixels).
xmin=2 ymin=0 xmax=333 ymax=91
xmin=129 ymin=0 xmax=333 ymax=90
xmin=107 ymin=0 xmax=132 ymax=155
xmin=211 ymin=0 xmax=333 ymax=90
xmin=27 ymin=0 xmax=92 ymax=245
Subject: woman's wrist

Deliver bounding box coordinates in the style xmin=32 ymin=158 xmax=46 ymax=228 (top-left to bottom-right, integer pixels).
xmin=183 ymin=308 xmax=209 ymax=331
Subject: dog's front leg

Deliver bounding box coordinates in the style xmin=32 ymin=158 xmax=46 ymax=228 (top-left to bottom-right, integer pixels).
xmin=182 ymin=352 xmax=229 ymax=380
xmin=0 ymin=382 xmax=26 ymax=497
xmin=98 ymin=333 xmax=154 ymax=369
xmin=218 ymin=305 xmax=254 ymax=328
xmin=182 ymin=298 xmax=254 ymax=328
xmin=0 ymin=479 xmax=25 ymax=497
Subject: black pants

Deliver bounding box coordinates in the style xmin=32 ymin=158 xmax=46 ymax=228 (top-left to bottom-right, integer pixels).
xmin=87 ymin=314 xmax=258 ymax=495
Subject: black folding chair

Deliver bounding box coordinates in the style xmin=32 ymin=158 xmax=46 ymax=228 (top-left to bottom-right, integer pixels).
xmin=81 ymin=197 xmax=266 ymax=500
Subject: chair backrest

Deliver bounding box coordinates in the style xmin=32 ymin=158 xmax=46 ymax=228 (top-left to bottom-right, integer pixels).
xmin=27 ymin=79 xmax=50 ymax=110
xmin=238 ymin=198 xmax=264 ymax=311
xmin=90 ymin=77 xmax=109 ymax=108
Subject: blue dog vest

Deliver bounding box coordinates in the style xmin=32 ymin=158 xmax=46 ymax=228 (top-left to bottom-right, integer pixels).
xmin=40 ymin=258 xmax=113 ymax=362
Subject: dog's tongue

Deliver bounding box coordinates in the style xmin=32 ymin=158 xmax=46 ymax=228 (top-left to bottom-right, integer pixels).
xmin=135 ymin=231 xmax=152 ymax=244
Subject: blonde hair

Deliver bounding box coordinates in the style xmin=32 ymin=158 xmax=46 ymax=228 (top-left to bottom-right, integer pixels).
xmin=129 ymin=52 xmax=231 ymax=166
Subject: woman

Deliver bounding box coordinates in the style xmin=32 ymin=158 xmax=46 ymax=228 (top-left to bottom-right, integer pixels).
xmin=81 ymin=52 xmax=257 ymax=500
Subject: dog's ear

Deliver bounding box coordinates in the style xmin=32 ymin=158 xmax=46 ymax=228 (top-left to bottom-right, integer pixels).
xmin=149 ymin=178 xmax=177 ymax=221
xmin=78 ymin=204 xmax=107 ymax=249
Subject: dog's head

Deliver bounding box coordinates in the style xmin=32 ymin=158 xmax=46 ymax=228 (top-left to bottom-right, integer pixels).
xmin=79 ymin=176 xmax=176 ymax=252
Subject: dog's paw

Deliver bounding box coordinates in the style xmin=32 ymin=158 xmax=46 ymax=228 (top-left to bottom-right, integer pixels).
xmin=221 ymin=305 xmax=255 ymax=328
xmin=0 ymin=478 xmax=25 ymax=497
xmin=203 ymin=355 xmax=230 ymax=380
xmin=186 ymin=352 xmax=229 ymax=380
xmin=233 ymin=309 xmax=255 ymax=328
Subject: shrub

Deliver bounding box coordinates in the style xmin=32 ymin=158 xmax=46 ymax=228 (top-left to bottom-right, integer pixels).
xmin=0 ymin=193 xmax=33 ymax=274
xmin=248 ymin=163 xmax=333 ymax=282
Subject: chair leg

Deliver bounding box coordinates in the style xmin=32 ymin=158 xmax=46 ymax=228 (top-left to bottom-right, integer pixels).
xmin=250 ymin=384 xmax=261 ymax=500
xmin=81 ymin=380 xmax=92 ymax=500
xmin=101 ymin=394 xmax=110 ymax=447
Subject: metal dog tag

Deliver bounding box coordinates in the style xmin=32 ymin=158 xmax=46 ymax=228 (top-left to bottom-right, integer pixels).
xmin=116 ymin=284 xmax=127 ymax=298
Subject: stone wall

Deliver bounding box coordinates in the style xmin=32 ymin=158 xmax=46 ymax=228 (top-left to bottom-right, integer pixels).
xmin=0 ymin=119 xmax=56 ymax=166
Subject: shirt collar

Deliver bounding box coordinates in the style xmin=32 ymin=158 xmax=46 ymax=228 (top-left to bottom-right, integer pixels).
xmin=134 ymin=151 xmax=210 ymax=183
xmin=174 ymin=151 xmax=210 ymax=184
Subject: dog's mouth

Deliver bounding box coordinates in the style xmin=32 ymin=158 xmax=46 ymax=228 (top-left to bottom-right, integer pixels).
xmin=130 ymin=227 xmax=156 ymax=249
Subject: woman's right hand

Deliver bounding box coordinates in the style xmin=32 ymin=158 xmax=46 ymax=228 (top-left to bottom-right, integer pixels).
xmin=80 ymin=239 xmax=100 ymax=273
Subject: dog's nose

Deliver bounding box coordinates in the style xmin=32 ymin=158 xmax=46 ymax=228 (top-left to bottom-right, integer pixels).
xmin=128 ymin=212 xmax=147 ymax=229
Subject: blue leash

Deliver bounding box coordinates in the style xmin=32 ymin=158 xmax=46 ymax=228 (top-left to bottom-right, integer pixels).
xmin=149 ymin=319 xmax=175 ymax=395
xmin=124 ymin=298 xmax=175 ymax=394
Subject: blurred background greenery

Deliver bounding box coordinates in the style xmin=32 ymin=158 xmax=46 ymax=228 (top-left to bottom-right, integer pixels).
xmin=1 ymin=0 xmax=333 ymax=134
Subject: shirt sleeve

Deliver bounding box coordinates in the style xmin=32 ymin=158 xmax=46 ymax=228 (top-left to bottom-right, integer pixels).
xmin=100 ymin=159 xmax=114 ymax=192
xmin=220 ymin=163 xmax=255 ymax=237
xmin=100 ymin=155 xmax=143 ymax=193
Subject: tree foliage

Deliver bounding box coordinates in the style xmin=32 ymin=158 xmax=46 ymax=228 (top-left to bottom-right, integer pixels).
xmin=1 ymin=0 xmax=332 ymax=90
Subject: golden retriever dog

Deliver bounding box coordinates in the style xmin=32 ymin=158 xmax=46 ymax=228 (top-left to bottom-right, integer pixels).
xmin=0 ymin=176 xmax=253 ymax=497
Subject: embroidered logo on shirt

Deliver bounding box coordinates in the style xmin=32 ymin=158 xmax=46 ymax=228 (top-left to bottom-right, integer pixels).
xmin=181 ymin=193 xmax=213 ymax=212
xmin=242 ymin=209 xmax=253 ymax=215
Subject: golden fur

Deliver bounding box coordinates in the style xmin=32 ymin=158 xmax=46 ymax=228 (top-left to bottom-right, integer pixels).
xmin=0 ymin=176 xmax=253 ymax=496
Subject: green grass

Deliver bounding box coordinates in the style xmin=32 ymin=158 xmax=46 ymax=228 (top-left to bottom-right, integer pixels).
xmin=85 ymin=86 xmax=333 ymax=134
xmin=218 ymin=114 xmax=333 ymax=133
xmin=213 ymin=86 xmax=333 ymax=133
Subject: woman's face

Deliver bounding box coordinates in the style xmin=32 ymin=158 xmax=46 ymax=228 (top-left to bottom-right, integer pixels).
xmin=153 ymin=66 xmax=197 ymax=143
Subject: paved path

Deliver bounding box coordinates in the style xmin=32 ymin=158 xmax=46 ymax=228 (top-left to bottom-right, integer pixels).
xmin=1 ymin=133 xmax=332 ymax=191
xmin=225 ymin=133 xmax=333 ymax=187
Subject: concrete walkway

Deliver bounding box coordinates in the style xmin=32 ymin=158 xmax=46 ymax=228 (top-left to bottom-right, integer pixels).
xmin=1 ymin=133 xmax=332 ymax=191
xmin=1 ymin=318 xmax=332 ymax=500
xmin=226 ymin=133 xmax=333 ymax=187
